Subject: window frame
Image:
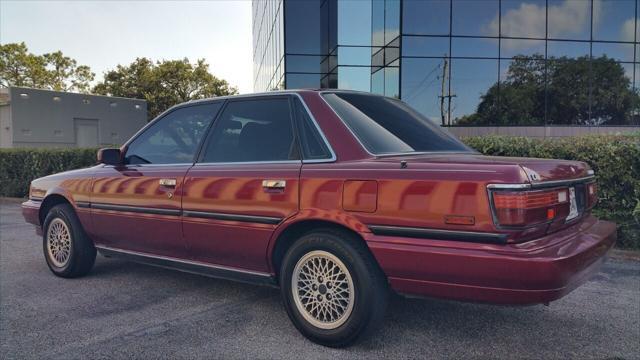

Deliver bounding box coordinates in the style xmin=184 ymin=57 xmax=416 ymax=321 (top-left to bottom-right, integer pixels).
xmin=121 ymin=101 xmax=225 ymax=167
xmin=195 ymin=94 xmax=337 ymax=165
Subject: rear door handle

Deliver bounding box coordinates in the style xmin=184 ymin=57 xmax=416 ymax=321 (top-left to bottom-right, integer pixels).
xmin=159 ymin=178 xmax=177 ymax=187
xmin=262 ymin=179 xmax=286 ymax=190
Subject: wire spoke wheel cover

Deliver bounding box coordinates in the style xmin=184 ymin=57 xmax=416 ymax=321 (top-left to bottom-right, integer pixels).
xmin=47 ymin=218 xmax=72 ymax=267
xmin=292 ymin=250 xmax=355 ymax=330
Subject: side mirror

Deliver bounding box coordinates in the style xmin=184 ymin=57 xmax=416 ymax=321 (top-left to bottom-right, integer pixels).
xmin=97 ymin=148 xmax=122 ymax=166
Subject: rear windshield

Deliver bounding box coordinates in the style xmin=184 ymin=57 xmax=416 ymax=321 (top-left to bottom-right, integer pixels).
xmin=322 ymin=92 xmax=472 ymax=155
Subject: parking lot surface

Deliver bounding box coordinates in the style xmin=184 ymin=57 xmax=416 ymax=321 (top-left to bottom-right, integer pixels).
xmin=1 ymin=198 xmax=639 ymax=359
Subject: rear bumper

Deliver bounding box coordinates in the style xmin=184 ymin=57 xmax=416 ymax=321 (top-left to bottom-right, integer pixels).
xmin=366 ymin=215 xmax=616 ymax=305
xmin=22 ymin=200 xmax=42 ymax=235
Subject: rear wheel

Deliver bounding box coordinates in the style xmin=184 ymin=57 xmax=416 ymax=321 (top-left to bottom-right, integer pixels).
xmin=43 ymin=204 xmax=96 ymax=278
xmin=280 ymin=229 xmax=388 ymax=347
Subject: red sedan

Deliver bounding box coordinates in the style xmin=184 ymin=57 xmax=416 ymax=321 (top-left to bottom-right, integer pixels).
xmin=22 ymin=90 xmax=615 ymax=347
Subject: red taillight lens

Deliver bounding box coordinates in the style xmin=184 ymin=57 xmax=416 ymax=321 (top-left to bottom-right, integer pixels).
xmin=492 ymin=188 xmax=569 ymax=227
xmin=587 ymin=182 xmax=597 ymax=208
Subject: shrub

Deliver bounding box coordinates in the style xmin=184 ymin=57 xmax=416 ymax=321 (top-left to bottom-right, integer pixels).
xmin=463 ymin=134 xmax=640 ymax=249
xmin=0 ymin=148 xmax=98 ymax=198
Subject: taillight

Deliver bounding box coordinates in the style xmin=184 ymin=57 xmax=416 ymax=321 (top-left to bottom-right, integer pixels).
xmin=492 ymin=188 xmax=569 ymax=227
xmin=586 ymin=182 xmax=597 ymax=208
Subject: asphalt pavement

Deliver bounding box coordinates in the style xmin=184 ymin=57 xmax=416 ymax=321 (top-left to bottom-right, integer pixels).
xmin=1 ymin=198 xmax=639 ymax=359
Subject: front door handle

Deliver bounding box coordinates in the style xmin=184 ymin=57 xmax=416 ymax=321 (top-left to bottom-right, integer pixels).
xmin=159 ymin=178 xmax=177 ymax=187
xmin=262 ymin=179 xmax=286 ymax=190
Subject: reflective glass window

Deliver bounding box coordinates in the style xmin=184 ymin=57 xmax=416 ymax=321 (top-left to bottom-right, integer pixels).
xmin=337 ymin=0 xmax=372 ymax=46
xmin=401 ymin=58 xmax=446 ymax=121
xmin=450 ymin=59 xmax=499 ymax=124
xmin=451 ymin=38 xmax=498 ymax=58
xmin=385 ymin=0 xmax=400 ymax=43
xmin=546 ymin=60 xmax=590 ymax=125
xmin=286 ymin=73 xmax=322 ymax=89
xmin=593 ymin=0 xmax=636 ymax=41
xmin=200 ymin=98 xmax=298 ymax=163
xmin=500 ymin=39 xmax=545 ymax=59
xmin=500 ymin=0 xmax=546 ymax=38
xmin=286 ymin=55 xmax=323 ymax=73
xmin=452 ymin=0 xmax=499 ymax=36
xmin=403 ymin=0 xmax=450 ymax=35
xmin=126 ymin=103 xmax=222 ymax=165
xmin=402 ymin=36 xmax=450 ymax=57
xmin=372 ymin=0 xmax=385 ymax=47
xmin=338 ymin=47 xmax=372 ymax=66
xmin=547 ymin=41 xmax=590 ymax=59
xmin=285 ymin=0 xmax=321 ymax=54
xmin=338 ymin=66 xmax=371 ymax=91
xmin=497 ymin=59 xmax=546 ymax=125
xmin=547 ymin=0 xmax=591 ymax=40
xmin=592 ymin=42 xmax=635 ymax=62
xmin=385 ymin=66 xmax=400 ymax=98
xmin=372 ymin=69 xmax=384 ymax=95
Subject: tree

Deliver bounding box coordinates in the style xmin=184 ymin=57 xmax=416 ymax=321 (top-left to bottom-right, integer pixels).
xmin=0 ymin=42 xmax=95 ymax=92
xmin=94 ymin=58 xmax=238 ymax=119
xmin=457 ymin=54 xmax=639 ymax=125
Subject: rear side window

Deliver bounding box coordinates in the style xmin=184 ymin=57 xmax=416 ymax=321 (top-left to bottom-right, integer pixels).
xmin=322 ymin=92 xmax=472 ymax=155
xmin=125 ymin=103 xmax=222 ymax=164
xmin=293 ymin=98 xmax=332 ymax=160
xmin=200 ymin=98 xmax=299 ymax=163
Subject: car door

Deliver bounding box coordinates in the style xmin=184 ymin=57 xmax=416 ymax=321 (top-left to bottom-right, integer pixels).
xmin=181 ymin=96 xmax=301 ymax=273
xmin=90 ymin=102 xmax=223 ymax=258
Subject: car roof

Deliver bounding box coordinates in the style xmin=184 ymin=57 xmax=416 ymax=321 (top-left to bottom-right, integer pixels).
xmin=183 ymin=89 xmax=383 ymax=106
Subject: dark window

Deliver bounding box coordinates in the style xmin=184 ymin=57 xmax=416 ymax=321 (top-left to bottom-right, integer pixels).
xmin=322 ymin=92 xmax=471 ymax=154
xmin=286 ymin=73 xmax=322 ymax=89
xmin=125 ymin=103 xmax=222 ymax=165
xmin=285 ymin=0 xmax=321 ymax=54
xmin=293 ymin=98 xmax=332 ymax=160
xmin=200 ymin=98 xmax=299 ymax=163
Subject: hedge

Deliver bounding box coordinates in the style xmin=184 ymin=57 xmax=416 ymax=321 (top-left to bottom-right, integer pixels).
xmin=1 ymin=134 xmax=638 ymax=248
xmin=0 ymin=148 xmax=99 ymax=199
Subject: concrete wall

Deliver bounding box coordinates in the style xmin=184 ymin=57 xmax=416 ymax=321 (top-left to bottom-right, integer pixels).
xmin=447 ymin=126 xmax=639 ymax=138
xmin=4 ymin=87 xmax=147 ymax=148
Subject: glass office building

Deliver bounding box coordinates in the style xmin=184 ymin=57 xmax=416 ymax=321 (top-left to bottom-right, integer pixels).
xmin=253 ymin=0 xmax=639 ymax=125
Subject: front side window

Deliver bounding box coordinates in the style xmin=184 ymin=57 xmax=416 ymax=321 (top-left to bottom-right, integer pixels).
xmin=322 ymin=92 xmax=472 ymax=155
xmin=125 ymin=103 xmax=222 ymax=165
xmin=200 ymin=98 xmax=299 ymax=163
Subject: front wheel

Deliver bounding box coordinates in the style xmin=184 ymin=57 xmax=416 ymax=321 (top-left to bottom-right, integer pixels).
xmin=280 ymin=229 xmax=388 ymax=347
xmin=43 ymin=203 xmax=96 ymax=278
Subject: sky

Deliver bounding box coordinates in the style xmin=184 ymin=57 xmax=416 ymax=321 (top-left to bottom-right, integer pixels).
xmin=0 ymin=0 xmax=254 ymax=93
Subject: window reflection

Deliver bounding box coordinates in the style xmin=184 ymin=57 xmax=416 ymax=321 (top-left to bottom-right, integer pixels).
xmin=401 ymin=58 xmax=446 ymax=122
xmin=403 ymin=0 xmax=450 ymax=35
xmin=451 ymin=38 xmax=498 ymax=58
xmin=403 ymin=36 xmax=449 ymax=57
xmin=500 ymin=0 xmax=546 ymax=38
xmin=548 ymin=0 xmax=591 ymax=40
xmin=593 ymin=0 xmax=636 ymax=41
xmin=547 ymin=41 xmax=590 ymax=59
xmin=452 ymin=0 xmax=498 ymax=36
xmin=338 ymin=67 xmax=371 ymax=91
xmin=337 ymin=0 xmax=372 ymax=46
xmin=451 ymin=59 xmax=498 ymax=125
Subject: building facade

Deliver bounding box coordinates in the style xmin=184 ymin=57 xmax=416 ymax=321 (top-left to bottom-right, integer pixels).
xmin=253 ymin=0 xmax=640 ymax=127
xmin=0 ymin=87 xmax=147 ymax=148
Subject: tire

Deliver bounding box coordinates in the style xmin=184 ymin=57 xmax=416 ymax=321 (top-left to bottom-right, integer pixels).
xmin=280 ymin=229 xmax=388 ymax=347
xmin=42 ymin=203 xmax=96 ymax=278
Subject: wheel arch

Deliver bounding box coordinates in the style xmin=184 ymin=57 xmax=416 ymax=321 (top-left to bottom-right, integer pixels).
xmin=39 ymin=192 xmax=72 ymax=226
xmin=269 ymin=215 xmax=373 ymax=278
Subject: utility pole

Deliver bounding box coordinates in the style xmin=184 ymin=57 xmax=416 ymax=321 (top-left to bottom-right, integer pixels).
xmin=439 ymin=57 xmax=448 ymax=126
xmin=438 ymin=56 xmax=456 ymax=126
